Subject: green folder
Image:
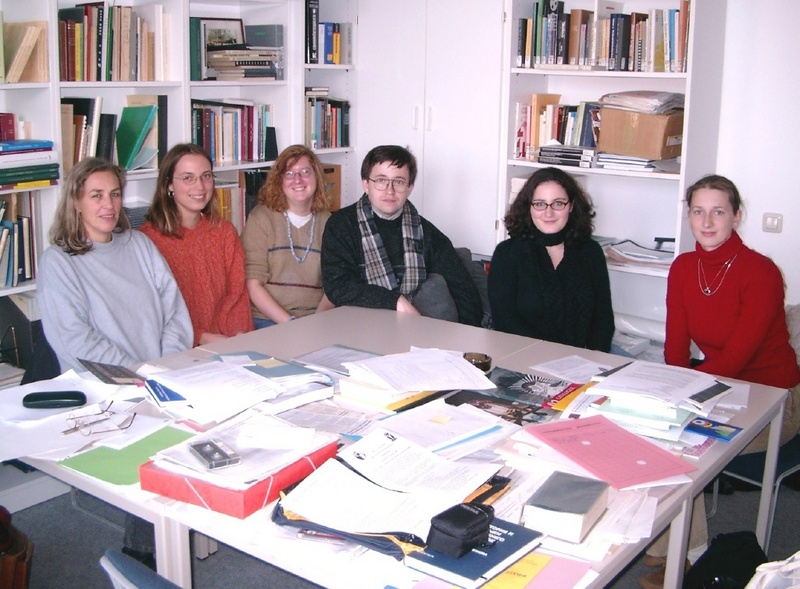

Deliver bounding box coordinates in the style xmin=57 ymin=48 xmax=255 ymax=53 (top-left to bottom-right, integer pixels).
xmin=116 ymin=105 xmax=158 ymax=170
xmin=60 ymin=426 xmax=194 ymax=485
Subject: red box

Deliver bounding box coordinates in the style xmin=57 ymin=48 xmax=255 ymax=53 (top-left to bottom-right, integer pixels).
xmin=139 ymin=442 xmax=338 ymax=519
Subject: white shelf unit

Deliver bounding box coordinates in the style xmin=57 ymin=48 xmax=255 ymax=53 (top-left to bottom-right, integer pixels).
xmin=497 ymin=0 xmax=727 ymax=332
xmin=303 ymin=0 xmax=358 ymax=203
xmin=0 ymin=0 xmax=61 ymax=299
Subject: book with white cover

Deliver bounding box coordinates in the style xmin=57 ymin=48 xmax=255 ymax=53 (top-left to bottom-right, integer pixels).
xmin=522 ymin=471 xmax=609 ymax=543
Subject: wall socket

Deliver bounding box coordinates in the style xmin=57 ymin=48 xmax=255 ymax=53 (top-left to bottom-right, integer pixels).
xmin=763 ymin=213 xmax=783 ymax=233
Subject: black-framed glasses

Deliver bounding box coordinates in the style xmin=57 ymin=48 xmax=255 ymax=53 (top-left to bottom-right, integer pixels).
xmin=175 ymin=172 xmax=215 ymax=185
xmin=368 ymin=177 xmax=409 ymax=192
xmin=531 ymin=200 xmax=569 ymax=211
xmin=284 ymin=168 xmax=314 ymax=180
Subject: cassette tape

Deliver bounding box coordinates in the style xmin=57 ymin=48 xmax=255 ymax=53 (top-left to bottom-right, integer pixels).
xmin=189 ymin=439 xmax=241 ymax=470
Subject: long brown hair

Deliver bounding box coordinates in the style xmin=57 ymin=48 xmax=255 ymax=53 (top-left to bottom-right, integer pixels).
xmin=258 ymin=144 xmax=330 ymax=212
xmin=50 ymin=157 xmax=130 ymax=255
xmin=146 ymin=143 xmax=221 ymax=236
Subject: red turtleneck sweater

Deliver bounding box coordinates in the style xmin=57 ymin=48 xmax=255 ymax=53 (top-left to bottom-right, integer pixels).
xmin=665 ymin=231 xmax=799 ymax=388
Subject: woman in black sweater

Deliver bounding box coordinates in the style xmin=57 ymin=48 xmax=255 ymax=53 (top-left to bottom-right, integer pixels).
xmin=488 ymin=167 xmax=614 ymax=351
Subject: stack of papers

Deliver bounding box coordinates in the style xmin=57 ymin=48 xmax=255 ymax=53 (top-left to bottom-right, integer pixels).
xmin=604 ymin=240 xmax=673 ymax=269
xmin=152 ymin=410 xmax=337 ymax=490
xmin=343 ymin=348 xmax=494 ymax=392
xmin=597 ymin=90 xmax=684 ymax=114
xmin=278 ymin=429 xmax=500 ymax=541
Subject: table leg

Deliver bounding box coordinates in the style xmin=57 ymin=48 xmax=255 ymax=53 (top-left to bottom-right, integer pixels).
xmin=663 ymin=496 xmax=691 ymax=588
xmin=756 ymin=402 xmax=783 ymax=549
xmin=155 ymin=515 xmax=192 ymax=588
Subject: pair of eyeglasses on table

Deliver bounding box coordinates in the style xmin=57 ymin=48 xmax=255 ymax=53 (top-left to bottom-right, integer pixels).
xmin=61 ymin=401 xmax=137 ymax=436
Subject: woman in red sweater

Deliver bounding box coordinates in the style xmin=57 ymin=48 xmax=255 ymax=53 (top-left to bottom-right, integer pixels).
xmin=665 ymin=174 xmax=799 ymax=441
xmin=641 ymin=175 xmax=800 ymax=589
xmin=141 ymin=143 xmax=252 ymax=346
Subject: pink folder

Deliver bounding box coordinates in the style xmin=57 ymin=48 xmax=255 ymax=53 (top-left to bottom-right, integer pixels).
xmin=522 ymin=415 xmax=696 ymax=489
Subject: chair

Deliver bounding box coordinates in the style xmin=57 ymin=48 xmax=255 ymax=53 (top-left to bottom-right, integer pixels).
xmin=99 ymin=549 xmax=181 ymax=589
xmin=708 ymin=304 xmax=800 ymax=554
xmin=709 ymin=434 xmax=800 ymax=554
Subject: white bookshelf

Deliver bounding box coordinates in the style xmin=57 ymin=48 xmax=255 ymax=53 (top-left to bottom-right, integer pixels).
xmin=497 ymin=0 xmax=727 ymax=333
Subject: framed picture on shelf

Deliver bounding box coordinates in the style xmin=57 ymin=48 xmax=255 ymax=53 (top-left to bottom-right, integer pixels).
xmin=201 ymin=18 xmax=245 ymax=49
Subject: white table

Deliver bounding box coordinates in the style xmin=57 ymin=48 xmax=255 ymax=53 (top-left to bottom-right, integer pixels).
xmin=25 ymin=307 xmax=788 ymax=588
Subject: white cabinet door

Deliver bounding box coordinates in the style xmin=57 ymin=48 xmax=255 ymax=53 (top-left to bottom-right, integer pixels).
xmin=356 ymin=0 xmax=503 ymax=255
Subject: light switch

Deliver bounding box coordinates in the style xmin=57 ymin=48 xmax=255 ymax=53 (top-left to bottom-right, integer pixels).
xmin=763 ymin=213 xmax=783 ymax=233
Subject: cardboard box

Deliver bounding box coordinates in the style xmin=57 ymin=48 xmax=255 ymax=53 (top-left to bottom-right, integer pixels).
xmin=139 ymin=441 xmax=338 ymax=519
xmin=597 ymin=107 xmax=684 ymax=160
xmin=321 ymin=163 xmax=341 ymax=211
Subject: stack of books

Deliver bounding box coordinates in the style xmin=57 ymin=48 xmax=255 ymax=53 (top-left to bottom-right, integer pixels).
xmin=206 ymin=47 xmax=283 ymax=81
xmin=588 ymin=361 xmax=733 ymax=431
xmin=596 ymin=152 xmax=657 ymax=172
xmin=537 ymin=144 xmax=597 ymax=167
xmin=0 ymin=140 xmax=58 ymax=191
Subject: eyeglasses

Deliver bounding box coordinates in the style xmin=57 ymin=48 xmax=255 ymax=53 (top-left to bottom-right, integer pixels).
xmin=62 ymin=402 xmax=137 ymax=436
xmin=368 ymin=178 xmax=409 ymax=192
xmin=175 ymin=172 xmax=215 ymax=186
xmin=284 ymin=168 xmax=314 ymax=180
xmin=531 ymin=200 xmax=569 ymax=211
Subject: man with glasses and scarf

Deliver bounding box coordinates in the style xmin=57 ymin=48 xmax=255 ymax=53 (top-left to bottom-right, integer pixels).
xmin=321 ymin=145 xmax=482 ymax=326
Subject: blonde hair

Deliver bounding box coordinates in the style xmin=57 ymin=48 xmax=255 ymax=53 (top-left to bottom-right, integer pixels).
xmin=50 ymin=158 xmax=130 ymax=255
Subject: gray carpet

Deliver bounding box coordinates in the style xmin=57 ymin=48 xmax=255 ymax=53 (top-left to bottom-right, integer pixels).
xmin=11 ymin=480 xmax=800 ymax=589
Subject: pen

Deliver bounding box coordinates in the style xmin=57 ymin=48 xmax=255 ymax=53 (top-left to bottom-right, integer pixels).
xmin=296 ymin=529 xmax=346 ymax=545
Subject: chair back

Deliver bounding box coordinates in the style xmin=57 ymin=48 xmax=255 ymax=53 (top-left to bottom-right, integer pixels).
xmin=99 ymin=549 xmax=179 ymax=589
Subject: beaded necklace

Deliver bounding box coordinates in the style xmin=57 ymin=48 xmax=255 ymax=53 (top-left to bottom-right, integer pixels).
xmin=284 ymin=211 xmax=316 ymax=263
xmin=697 ymin=254 xmax=738 ymax=296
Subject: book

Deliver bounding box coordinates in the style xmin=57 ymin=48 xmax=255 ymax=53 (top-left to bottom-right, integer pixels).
xmin=686 ymin=417 xmax=742 ymax=443
xmin=124 ymin=94 xmax=167 ymax=166
xmin=405 ymin=518 xmax=543 ymax=589
xmin=0 ymin=139 xmax=54 ymax=153
xmin=245 ymin=24 xmax=284 ymax=48
xmin=3 ymin=22 xmax=40 ymax=83
xmin=446 ymin=390 xmax=555 ymax=426
xmin=464 ymin=366 xmax=571 ymax=409
xmin=94 ymin=113 xmax=117 ymax=163
xmin=115 ymin=104 xmax=157 ymax=169
xmin=522 ymin=470 xmax=609 ymax=543
xmin=61 ymin=97 xmax=102 ymax=159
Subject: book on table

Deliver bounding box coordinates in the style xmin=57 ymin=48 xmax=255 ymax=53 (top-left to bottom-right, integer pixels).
xmin=462 ymin=366 xmax=572 ymax=410
xmin=521 ymin=470 xmax=609 ymax=543
xmin=404 ymin=518 xmax=543 ymax=589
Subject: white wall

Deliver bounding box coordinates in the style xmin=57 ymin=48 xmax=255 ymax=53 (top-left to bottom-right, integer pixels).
xmin=717 ymin=1 xmax=800 ymax=304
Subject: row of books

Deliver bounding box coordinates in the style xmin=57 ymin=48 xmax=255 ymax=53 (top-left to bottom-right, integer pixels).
xmin=0 ymin=192 xmax=36 ymax=288
xmin=190 ymin=99 xmax=278 ymax=165
xmin=305 ymin=97 xmax=350 ymax=150
xmin=514 ymin=93 xmax=600 ymax=160
xmin=304 ymin=0 xmax=352 ymax=65
xmin=57 ymin=3 xmax=168 ymax=82
xmin=516 ymin=1 xmax=689 ymax=73
xmin=1 ymin=19 xmax=48 ymax=84
xmin=60 ymin=95 xmax=165 ymax=172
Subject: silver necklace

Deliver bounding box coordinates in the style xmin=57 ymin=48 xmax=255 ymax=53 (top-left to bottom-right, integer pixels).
xmin=284 ymin=211 xmax=316 ymax=263
xmin=697 ymin=254 xmax=738 ymax=296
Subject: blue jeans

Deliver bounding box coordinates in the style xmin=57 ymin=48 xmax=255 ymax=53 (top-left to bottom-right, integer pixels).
xmin=253 ymin=317 xmax=277 ymax=329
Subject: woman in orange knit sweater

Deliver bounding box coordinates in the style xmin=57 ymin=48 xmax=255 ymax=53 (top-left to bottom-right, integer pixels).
xmin=140 ymin=143 xmax=252 ymax=346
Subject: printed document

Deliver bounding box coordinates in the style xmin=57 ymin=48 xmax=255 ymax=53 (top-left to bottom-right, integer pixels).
xmin=343 ymin=348 xmax=494 ymax=392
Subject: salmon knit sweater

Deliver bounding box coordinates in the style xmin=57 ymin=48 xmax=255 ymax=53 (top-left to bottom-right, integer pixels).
xmin=141 ymin=217 xmax=252 ymax=346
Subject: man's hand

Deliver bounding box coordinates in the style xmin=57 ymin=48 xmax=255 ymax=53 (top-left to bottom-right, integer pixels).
xmin=396 ymin=295 xmax=420 ymax=315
